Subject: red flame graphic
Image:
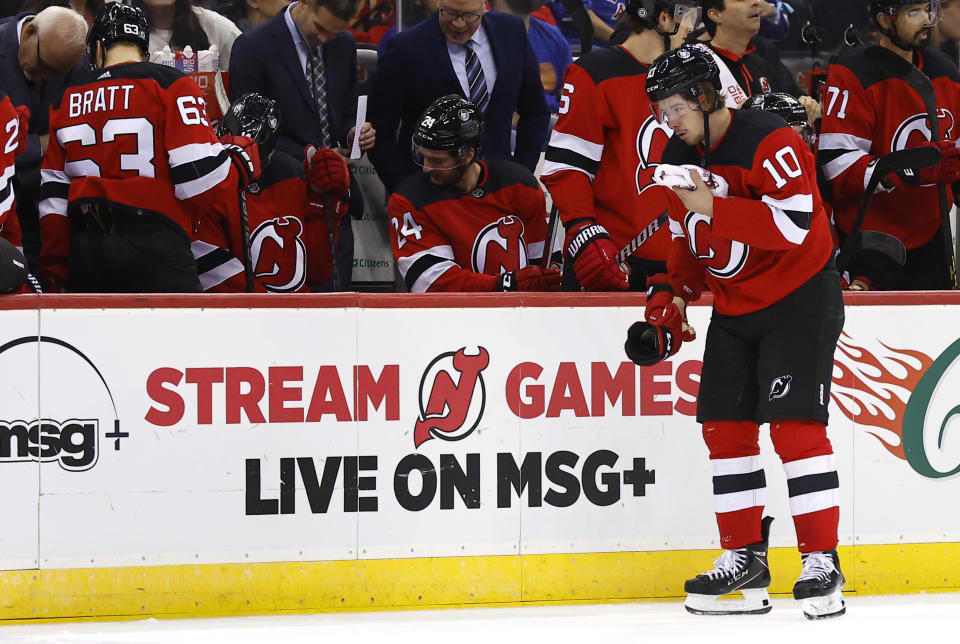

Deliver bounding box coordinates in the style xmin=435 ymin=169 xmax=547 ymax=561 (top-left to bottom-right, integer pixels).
xmin=830 ymin=332 xmax=933 ymax=459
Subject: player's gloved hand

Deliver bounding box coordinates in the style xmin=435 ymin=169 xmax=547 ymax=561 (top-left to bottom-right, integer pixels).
xmin=13 ymin=105 xmax=28 ymax=157
xmin=221 ymin=134 xmax=261 ymax=189
xmin=564 ymin=219 xmax=629 ymax=291
xmin=624 ymin=321 xmax=680 ymax=366
xmin=644 ymin=273 xmax=696 ymax=342
xmin=304 ymin=145 xmax=350 ymax=198
xmin=902 ymin=139 xmax=960 ymax=186
xmin=495 ymin=266 xmax=563 ymax=292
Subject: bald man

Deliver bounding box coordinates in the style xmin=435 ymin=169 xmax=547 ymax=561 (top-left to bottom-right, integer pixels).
xmin=0 ymin=6 xmax=88 ymax=272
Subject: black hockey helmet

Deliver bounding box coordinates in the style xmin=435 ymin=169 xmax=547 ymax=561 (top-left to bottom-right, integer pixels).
xmin=87 ymin=3 xmax=150 ymax=63
xmin=626 ymin=0 xmax=701 ymax=29
xmin=742 ymin=92 xmax=807 ymax=125
xmin=869 ymin=0 xmax=941 ymax=24
xmin=646 ymin=44 xmax=721 ymax=111
xmin=412 ymin=94 xmax=484 ymax=164
xmin=218 ymin=93 xmax=281 ymax=161
xmin=0 ymin=238 xmax=29 ymax=294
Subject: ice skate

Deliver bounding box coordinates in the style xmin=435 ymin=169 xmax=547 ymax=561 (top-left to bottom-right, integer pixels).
xmin=794 ymin=549 xmax=846 ymax=620
xmin=684 ymin=516 xmax=774 ymax=616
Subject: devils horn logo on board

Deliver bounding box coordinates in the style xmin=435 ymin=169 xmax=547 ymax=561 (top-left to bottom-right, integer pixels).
xmin=414 ymin=347 xmax=490 ymax=448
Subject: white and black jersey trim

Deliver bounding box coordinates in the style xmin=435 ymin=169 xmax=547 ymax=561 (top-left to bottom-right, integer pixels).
xmin=542 ymin=131 xmax=603 ymax=180
xmin=0 ymin=165 xmax=14 ymax=217
xmin=169 ymin=142 xmax=232 ymax=200
xmin=761 ymin=193 xmax=813 ymax=245
xmin=191 ymin=239 xmax=243 ymax=291
xmin=818 ymin=132 xmax=872 ymax=182
xmin=38 ymin=169 xmax=71 ymax=218
xmin=397 ymin=245 xmax=457 ymax=293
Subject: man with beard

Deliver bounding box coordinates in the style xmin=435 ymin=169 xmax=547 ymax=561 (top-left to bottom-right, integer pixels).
xmin=388 ymin=95 xmax=561 ymax=292
xmin=818 ymin=0 xmax=960 ymax=290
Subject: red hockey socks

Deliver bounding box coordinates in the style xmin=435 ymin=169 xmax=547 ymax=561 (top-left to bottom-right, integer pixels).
xmin=702 ymin=421 xmax=765 ymax=549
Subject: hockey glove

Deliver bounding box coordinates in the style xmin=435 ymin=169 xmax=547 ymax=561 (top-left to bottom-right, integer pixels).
xmin=624 ymin=321 xmax=680 ymax=366
xmin=13 ymin=105 xmax=28 ymax=157
xmin=644 ymin=274 xmax=696 ymax=342
xmin=495 ymin=266 xmax=563 ymax=292
xmin=564 ymin=219 xmax=629 ymax=291
xmin=221 ymin=134 xmax=262 ymax=189
xmin=304 ymin=145 xmax=350 ymax=199
xmin=901 ymin=139 xmax=960 ymax=186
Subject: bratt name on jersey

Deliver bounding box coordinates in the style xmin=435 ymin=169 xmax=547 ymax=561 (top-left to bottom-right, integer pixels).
xmin=68 ymin=84 xmax=136 ymax=118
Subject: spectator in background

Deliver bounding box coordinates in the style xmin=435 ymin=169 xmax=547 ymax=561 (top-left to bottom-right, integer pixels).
xmin=369 ymin=0 xmax=550 ymax=193
xmin=491 ymin=0 xmax=572 ymax=113
xmin=936 ymin=0 xmax=960 ymax=66
xmin=67 ymin=0 xmax=103 ymax=24
xmin=137 ymin=0 xmax=241 ymax=69
xmin=229 ymin=0 xmax=377 ymax=290
xmin=758 ymin=0 xmax=792 ymax=40
xmin=0 ymin=6 xmax=87 ymax=273
xmin=220 ymin=0 xmax=290 ymax=32
xmin=376 ymin=0 xmax=438 ymax=55
xmin=349 ymin=0 xmax=394 ymax=45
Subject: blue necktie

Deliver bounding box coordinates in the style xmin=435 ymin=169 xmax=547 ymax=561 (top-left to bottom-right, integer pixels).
xmin=464 ymin=41 xmax=489 ymax=113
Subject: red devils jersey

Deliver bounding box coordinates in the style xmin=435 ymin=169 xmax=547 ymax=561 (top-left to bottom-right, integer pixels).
xmin=818 ymin=45 xmax=960 ymax=249
xmin=541 ymin=45 xmax=674 ymax=261
xmin=0 ymin=93 xmax=21 ymax=249
xmin=39 ymin=62 xmax=238 ymax=285
xmin=193 ymin=151 xmax=339 ymax=292
xmin=663 ymin=109 xmax=834 ymax=315
xmin=389 ymin=160 xmax=547 ymax=292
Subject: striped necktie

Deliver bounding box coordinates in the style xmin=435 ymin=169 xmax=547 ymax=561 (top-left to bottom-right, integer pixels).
xmin=305 ymin=46 xmax=331 ymax=147
xmin=464 ymin=41 xmax=489 ymax=113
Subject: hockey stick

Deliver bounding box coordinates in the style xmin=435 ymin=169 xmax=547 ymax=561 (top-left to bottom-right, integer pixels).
xmin=324 ymin=195 xmax=341 ymax=291
xmin=541 ymin=204 xmax=559 ymax=269
xmin=886 ymin=45 xmax=958 ymax=288
xmin=238 ymin=186 xmax=255 ymax=293
xmin=837 ymin=147 xmax=940 ymax=273
xmin=615 ymin=210 xmax=669 ymax=265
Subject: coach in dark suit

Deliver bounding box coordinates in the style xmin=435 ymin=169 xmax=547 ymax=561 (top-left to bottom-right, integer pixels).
xmin=229 ymin=0 xmax=375 ymax=290
xmin=369 ymin=0 xmax=550 ymax=194
xmin=0 ymin=8 xmax=87 ymax=271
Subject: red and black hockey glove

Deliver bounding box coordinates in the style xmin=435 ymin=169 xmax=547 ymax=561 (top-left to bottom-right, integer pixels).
xmin=495 ymin=266 xmax=563 ymax=292
xmin=221 ymin=134 xmax=262 ymax=189
xmin=901 ymin=139 xmax=960 ymax=186
xmin=564 ymin=219 xmax=629 ymax=291
xmin=624 ymin=321 xmax=680 ymax=366
xmin=13 ymin=104 xmax=28 ymax=157
xmin=304 ymin=145 xmax=350 ymax=199
xmin=644 ymin=273 xmax=696 ymax=342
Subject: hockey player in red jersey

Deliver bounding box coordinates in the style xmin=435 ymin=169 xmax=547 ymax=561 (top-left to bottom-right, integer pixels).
xmin=0 ymin=92 xmax=29 ymax=253
xmin=819 ymin=0 xmax=959 ymax=291
xmin=37 ymin=3 xmax=260 ymax=293
xmin=541 ymin=0 xmax=700 ymax=291
xmin=389 ymin=95 xmax=561 ymax=293
xmin=629 ymin=45 xmax=845 ymax=619
xmin=194 ymin=93 xmax=350 ymax=293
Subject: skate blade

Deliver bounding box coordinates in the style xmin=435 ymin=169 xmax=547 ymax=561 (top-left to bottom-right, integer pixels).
xmin=801 ymin=588 xmax=846 ymax=620
xmin=685 ymin=588 xmax=772 ymax=616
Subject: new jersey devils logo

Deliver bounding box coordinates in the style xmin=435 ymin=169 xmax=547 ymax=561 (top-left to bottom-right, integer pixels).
xmin=414 ymin=347 xmax=489 ymax=448
xmin=250 ymin=216 xmax=307 ymax=292
xmin=892 ymin=109 xmax=956 ymax=154
xmin=471 ymin=216 xmax=527 ymax=274
xmin=636 ymin=114 xmax=673 ymax=194
xmin=685 ymin=211 xmax=749 ymax=279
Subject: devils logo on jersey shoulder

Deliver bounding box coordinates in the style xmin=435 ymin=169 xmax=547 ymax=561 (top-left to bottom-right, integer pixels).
xmin=636 ymin=114 xmax=673 ymax=194
xmin=250 ymin=216 xmax=307 ymax=292
xmin=684 ymin=211 xmax=749 ymax=279
xmin=471 ymin=215 xmax=528 ymax=274
xmin=892 ymin=109 xmax=955 ymax=153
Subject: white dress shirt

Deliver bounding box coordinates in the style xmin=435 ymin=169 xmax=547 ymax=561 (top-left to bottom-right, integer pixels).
xmin=447 ymin=25 xmax=497 ymax=102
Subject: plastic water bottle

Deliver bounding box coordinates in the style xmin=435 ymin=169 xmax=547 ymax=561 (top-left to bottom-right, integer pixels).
xmin=160 ymin=45 xmax=175 ymax=67
xmin=209 ymin=45 xmax=219 ymax=73
xmin=176 ymin=45 xmax=197 ymax=73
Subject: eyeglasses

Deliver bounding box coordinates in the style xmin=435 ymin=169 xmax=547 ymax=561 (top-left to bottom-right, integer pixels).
xmin=438 ymin=6 xmax=485 ymax=24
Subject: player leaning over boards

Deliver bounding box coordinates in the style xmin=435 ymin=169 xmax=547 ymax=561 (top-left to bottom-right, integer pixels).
xmin=626 ymin=45 xmax=845 ymax=619
xmin=38 ymin=3 xmax=260 ymax=293
xmin=819 ymin=0 xmax=959 ymax=291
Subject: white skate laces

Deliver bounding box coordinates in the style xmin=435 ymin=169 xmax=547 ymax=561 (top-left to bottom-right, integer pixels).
xmin=704 ymin=549 xmax=748 ymax=580
xmin=797 ymin=551 xmax=835 ymax=582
